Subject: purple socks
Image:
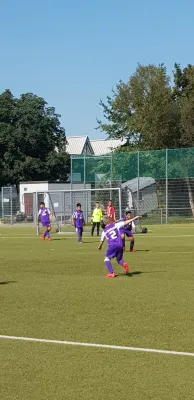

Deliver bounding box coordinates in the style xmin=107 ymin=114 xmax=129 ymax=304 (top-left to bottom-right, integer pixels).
xmin=105 ymin=260 xmax=114 ymax=274
xmin=44 ymin=230 xmax=50 ymax=239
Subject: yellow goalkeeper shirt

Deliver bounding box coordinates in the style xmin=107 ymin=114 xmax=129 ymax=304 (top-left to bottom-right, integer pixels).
xmin=92 ymin=208 xmax=103 ymax=223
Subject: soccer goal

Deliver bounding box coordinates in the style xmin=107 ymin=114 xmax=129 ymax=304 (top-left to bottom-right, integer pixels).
xmin=35 ymin=187 xmax=122 ymax=234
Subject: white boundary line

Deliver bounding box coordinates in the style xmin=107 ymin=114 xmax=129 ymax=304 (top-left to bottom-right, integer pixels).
xmin=156 ymin=251 xmax=194 ymax=254
xmin=0 ymin=335 xmax=194 ymax=358
xmin=1 ymin=235 xmax=194 ymax=239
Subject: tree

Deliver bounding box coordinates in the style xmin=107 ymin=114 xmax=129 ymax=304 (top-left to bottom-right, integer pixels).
xmin=173 ymin=64 xmax=194 ymax=215
xmin=98 ymin=64 xmax=180 ymax=150
xmin=173 ymin=64 xmax=194 ymax=146
xmin=97 ymin=63 xmax=194 ymax=216
xmin=129 ymin=64 xmax=180 ymax=149
xmin=0 ymin=90 xmax=70 ymax=188
xmin=97 ymin=83 xmax=133 ymax=140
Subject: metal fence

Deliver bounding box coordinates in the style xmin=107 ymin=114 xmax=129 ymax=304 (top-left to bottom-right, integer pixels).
xmin=1 ymin=189 xmax=194 ymax=226
xmin=0 ymin=187 xmax=20 ymax=224
xmin=0 ymin=188 xmax=122 ymax=226
xmin=71 ymin=147 xmax=194 ymax=223
xmin=1 ymin=147 xmax=194 ymax=225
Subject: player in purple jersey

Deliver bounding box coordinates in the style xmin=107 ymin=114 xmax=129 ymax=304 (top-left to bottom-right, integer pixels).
xmin=36 ymin=202 xmax=52 ymax=241
xmin=120 ymin=210 xmax=135 ymax=252
xmin=71 ymin=203 xmax=85 ymax=243
xmin=98 ymin=215 xmax=140 ymax=278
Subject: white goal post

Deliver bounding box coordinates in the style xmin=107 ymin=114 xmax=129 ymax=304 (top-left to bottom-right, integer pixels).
xmin=35 ymin=187 xmax=122 ymax=234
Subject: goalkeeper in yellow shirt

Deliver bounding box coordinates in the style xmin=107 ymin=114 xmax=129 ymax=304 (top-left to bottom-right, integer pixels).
xmin=91 ymin=202 xmax=103 ymax=236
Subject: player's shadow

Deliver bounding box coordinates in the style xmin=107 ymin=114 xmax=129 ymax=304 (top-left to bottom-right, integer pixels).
xmin=0 ymin=281 xmax=17 ymax=285
xmin=51 ymin=239 xmax=100 ymax=243
xmin=52 ymin=238 xmax=67 ymax=241
xmin=125 ymin=249 xmax=150 ymax=252
xmin=84 ymin=240 xmax=100 ymax=244
xmin=135 ymin=249 xmax=150 ymax=252
xmin=125 ymin=270 xmax=166 ymax=277
xmin=127 ymin=271 xmax=143 ymax=277
xmin=117 ymin=271 xmax=142 ymax=277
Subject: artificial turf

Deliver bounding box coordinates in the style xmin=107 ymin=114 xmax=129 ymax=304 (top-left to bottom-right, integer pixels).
xmin=0 ymin=225 xmax=194 ymax=399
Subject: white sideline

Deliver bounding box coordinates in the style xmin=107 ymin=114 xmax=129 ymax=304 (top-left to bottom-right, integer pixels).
xmin=1 ymin=234 xmax=194 ymax=239
xmin=0 ymin=335 xmax=194 ymax=358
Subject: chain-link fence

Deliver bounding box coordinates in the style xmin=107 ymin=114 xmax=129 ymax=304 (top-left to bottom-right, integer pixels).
xmin=0 ymin=187 xmax=122 ymax=226
xmin=1 ymin=147 xmax=194 ymax=225
xmin=0 ymin=187 xmax=35 ymax=224
xmin=0 ymin=187 xmax=20 ymax=224
xmin=71 ymin=147 xmax=194 ymax=223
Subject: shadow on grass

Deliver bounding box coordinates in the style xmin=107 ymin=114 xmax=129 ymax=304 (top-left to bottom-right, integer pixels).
xmin=52 ymin=238 xmax=100 ymax=244
xmin=128 ymin=271 xmax=143 ymax=277
xmin=0 ymin=281 xmax=17 ymax=285
xmin=134 ymin=249 xmax=150 ymax=252
xmin=117 ymin=270 xmax=167 ymax=277
xmin=124 ymin=249 xmax=150 ymax=253
xmin=83 ymin=241 xmax=100 ymax=244
xmin=116 ymin=271 xmax=143 ymax=277
xmin=52 ymin=238 xmax=67 ymax=241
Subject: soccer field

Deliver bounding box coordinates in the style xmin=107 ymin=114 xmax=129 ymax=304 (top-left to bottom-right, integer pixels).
xmin=1 ymin=225 xmax=194 ymax=400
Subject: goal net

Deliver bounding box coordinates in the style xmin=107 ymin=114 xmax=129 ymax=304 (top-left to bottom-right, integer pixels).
xmin=35 ymin=187 xmax=122 ymax=233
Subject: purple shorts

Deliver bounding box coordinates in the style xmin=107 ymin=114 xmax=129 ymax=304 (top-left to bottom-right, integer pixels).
xmin=106 ymin=246 xmax=123 ymax=262
xmin=42 ymin=222 xmax=51 ymax=228
xmin=125 ymin=231 xmax=133 ymax=238
xmin=120 ymin=228 xmax=133 ymax=237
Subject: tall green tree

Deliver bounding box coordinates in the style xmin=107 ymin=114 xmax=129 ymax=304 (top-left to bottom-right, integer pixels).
xmin=0 ymin=90 xmax=70 ymax=188
xmin=173 ymin=64 xmax=194 ymax=215
xmin=173 ymin=63 xmax=194 ymax=147
xmin=129 ymin=64 xmax=179 ymax=149
xmin=98 ymin=63 xmax=194 ymax=215
xmin=98 ymin=64 xmax=180 ymax=150
xmin=97 ymin=82 xmax=136 ymax=142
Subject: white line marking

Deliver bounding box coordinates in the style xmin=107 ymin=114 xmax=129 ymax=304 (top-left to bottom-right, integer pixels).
xmin=0 ymin=335 xmax=194 ymax=358
xmin=1 ymin=234 xmax=194 ymax=239
xmin=156 ymin=251 xmax=194 ymax=254
xmin=143 ymin=234 xmax=194 ymax=238
xmin=0 ymin=236 xmax=94 ymax=239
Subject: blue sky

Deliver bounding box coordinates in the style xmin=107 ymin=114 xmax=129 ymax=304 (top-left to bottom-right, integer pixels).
xmin=0 ymin=0 xmax=194 ymax=139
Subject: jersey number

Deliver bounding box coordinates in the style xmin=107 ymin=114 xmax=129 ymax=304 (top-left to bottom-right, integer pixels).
xmin=110 ymin=230 xmax=117 ymax=240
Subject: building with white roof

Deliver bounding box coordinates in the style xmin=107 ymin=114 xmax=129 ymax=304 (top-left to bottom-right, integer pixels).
xmin=90 ymin=138 xmax=127 ymax=155
xmin=66 ymin=136 xmax=94 ymax=156
xmin=66 ymin=136 xmax=127 ymax=156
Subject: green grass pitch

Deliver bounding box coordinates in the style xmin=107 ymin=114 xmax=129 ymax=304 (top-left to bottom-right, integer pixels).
xmin=1 ymin=225 xmax=194 ymax=400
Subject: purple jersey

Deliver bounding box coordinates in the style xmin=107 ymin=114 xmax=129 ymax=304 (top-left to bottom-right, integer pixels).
xmin=38 ymin=207 xmax=51 ymax=225
xmin=119 ymin=217 xmax=133 ymax=234
xmin=101 ymin=220 xmax=124 ymax=248
xmin=72 ymin=210 xmax=84 ymax=228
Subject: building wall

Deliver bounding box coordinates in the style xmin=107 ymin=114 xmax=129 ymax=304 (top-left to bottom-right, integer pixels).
xmin=20 ymin=182 xmax=49 ymax=213
xmin=132 ymin=184 xmax=158 ymax=214
xmin=19 ymin=181 xmax=92 ymax=223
